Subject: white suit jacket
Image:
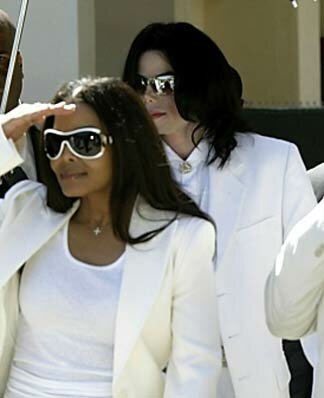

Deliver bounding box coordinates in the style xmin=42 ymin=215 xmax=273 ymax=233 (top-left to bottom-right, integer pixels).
xmin=266 ymin=199 xmax=324 ymax=398
xmin=0 ymin=131 xmax=221 ymax=397
xmin=167 ymin=133 xmax=316 ymax=398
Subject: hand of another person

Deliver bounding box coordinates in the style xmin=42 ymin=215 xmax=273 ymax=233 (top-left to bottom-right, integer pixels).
xmin=0 ymin=102 xmax=76 ymax=142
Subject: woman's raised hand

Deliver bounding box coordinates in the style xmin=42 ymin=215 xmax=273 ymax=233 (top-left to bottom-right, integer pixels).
xmin=0 ymin=102 xmax=76 ymax=141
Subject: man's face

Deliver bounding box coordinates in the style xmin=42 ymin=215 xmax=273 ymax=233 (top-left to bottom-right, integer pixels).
xmin=0 ymin=28 xmax=23 ymax=112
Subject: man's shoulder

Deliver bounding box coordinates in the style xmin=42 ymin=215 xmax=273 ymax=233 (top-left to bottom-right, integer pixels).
xmin=236 ymin=132 xmax=293 ymax=153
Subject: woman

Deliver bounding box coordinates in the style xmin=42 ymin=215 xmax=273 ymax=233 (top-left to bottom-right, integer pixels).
xmin=0 ymin=77 xmax=220 ymax=397
xmin=122 ymin=22 xmax=317 ymax=398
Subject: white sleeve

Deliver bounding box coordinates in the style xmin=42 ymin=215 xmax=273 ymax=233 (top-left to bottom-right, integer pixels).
xmin=280 ymin=143 xmax=318 ymax=366
xmin=282 ymin=143 xmax=316 ymax=239
xmin=0 ymin=124 xmax=24 ymax=176
xmin=164 ymin=218 xmax=221 ymax=398
xmin=266 ymin=200 xmax=324 ymax=340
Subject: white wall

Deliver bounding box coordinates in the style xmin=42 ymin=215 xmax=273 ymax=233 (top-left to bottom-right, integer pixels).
xmin=1 ymin=0 xmax=80 ymax=102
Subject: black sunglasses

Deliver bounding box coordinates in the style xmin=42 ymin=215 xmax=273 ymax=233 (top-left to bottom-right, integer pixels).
xmin=134 ymin=74 xmax=175 ymax=96
xmin=44 ymin=127 xmax=112 ymax=160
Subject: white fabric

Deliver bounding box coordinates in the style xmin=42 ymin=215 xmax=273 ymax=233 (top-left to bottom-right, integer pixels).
xmin=266 ymin=198 xmax=324 ymax=398
xmin=163 ymin=140 xmax=210 ymax=210
xmin=15 ymin=134 xmax=36 ymax=181
xmin=0 ymin=130 xmax=221 ymax=398
xmin=0 ymin=124 xmax=36 ymax=180
xmin=165 ymin=133 xmax=317 ymax=398
xmin=5 ymin=224 xmax=124 ymax=397
xmin=0 ymin=124 xmax=23 ymax=173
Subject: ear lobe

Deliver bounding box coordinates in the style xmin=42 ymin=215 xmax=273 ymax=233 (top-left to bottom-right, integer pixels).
xmin=17 ymin=52 xmax=23 ymax=67
xmin=17 ymin=51 xmax=24 ymax=78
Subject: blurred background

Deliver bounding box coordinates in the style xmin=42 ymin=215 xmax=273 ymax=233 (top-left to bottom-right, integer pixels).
xmin=2 ymin=0 xmax=324 ymax=167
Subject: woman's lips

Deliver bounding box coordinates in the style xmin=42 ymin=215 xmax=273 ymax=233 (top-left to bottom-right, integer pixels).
xmin=60 ymin=172 xmax=87 ymax=180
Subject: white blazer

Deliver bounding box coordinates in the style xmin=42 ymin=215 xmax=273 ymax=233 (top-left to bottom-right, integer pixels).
xmin=266 ymin=199 xmax=324 ymax=398
xmin=0 ymin=132 xmax=221 ymax=397
xmin=167 ymin=133 xmax=317 ymax=398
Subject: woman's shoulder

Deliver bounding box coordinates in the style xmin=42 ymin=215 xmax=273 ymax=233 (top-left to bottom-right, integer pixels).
xmin=1 ymin=180 xmax=78 ymax=219
xmin=176 ymin=215 xmax=215 ymax=236
xmin=169 ymin=216 xmax=216 ymax=275
xmin=1 ymin=180 xmax=46 ymax=207
xmin=132 ymin=198 xmax=215 ymax=245
xmin=0 ymin=180 xmax=46 ymax=221
xmin=174 ymin=216 xmax=216 ymax=253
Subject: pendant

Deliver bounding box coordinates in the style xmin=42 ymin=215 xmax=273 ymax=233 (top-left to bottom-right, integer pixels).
xmin=93 ymin=226 xmax=102 ymax=236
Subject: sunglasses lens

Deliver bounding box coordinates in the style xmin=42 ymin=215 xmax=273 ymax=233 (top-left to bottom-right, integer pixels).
xmin=44 ymin=133 xmax=63 ymax=158
xmin=133 ymin=76 xmax=146 ymax=95
xmin=157 ymin=78 xmax=174 ymax=95
xmin=72 ymin=131 xmax=102 ymax=157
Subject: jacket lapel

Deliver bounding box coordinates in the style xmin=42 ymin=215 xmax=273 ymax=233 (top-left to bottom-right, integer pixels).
xmin=113 ymin=200 xmax=176 ymax=383
xmin=208 ymin=138 xmax=250 ymax=266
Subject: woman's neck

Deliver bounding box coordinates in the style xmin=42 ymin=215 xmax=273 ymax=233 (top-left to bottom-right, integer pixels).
xmin=74 ymin=193 xmax=111 ymax=229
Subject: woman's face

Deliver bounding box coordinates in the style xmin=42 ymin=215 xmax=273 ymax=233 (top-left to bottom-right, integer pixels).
xmin=49 ymin=102 xmax=113 ymax=199
xmin=137 ymin=50 xmax=192 ymax=138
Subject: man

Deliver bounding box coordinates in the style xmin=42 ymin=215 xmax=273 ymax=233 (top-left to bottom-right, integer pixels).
xmin=265 ymin=199 xmax=324 ymax=398
xmin=0 ymin=9 xmax=36 ymax=196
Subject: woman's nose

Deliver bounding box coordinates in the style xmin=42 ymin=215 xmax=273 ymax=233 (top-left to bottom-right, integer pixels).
xmin=60 ymin=143 xmax=77 ymax=162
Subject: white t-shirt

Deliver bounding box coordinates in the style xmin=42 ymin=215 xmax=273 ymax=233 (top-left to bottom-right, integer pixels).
xmin=5 ymin=223 xmax=124 ymax=398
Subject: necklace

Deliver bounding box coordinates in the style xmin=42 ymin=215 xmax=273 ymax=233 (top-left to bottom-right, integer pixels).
xmin=93 ymin=226 xmax=103 ymax=236
xmin=73 ymin=214 xmax=111 ymax=236
xmin=91 ymin=222 xmax=111 ymax=236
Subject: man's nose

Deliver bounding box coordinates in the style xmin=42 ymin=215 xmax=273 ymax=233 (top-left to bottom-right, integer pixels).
xmin=142 ymin=85 xmax=157 ymax=104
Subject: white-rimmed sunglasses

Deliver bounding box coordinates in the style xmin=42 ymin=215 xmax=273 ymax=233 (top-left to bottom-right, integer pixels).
xmin=44 ymin=127 xmax=113 ymax=160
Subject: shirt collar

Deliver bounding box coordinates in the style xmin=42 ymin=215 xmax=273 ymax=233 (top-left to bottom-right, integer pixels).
xmin=163 ymin=139 xmax=210 ymax=168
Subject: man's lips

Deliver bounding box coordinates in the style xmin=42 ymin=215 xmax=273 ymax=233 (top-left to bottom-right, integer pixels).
xmin=150 ymin=111 xmax=166 ymax=119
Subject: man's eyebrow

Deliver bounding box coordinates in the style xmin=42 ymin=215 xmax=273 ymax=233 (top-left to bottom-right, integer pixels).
xmin=138 ymin=71 xmax=174 ymax=78
xmin=155 ymin=71 xmax=174 ymax=77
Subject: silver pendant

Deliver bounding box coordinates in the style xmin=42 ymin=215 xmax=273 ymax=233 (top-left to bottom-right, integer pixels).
xmin=179 ymin=161 xmax=192 ymax=174
xmin=93 ymin=226 xmax=102 ymax=236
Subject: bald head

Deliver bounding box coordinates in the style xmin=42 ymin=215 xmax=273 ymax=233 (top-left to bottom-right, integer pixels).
xmin=0 ymin=9 xmax=23 ymax=112
xmin=0 ymin=10 xmax=15 ymax=45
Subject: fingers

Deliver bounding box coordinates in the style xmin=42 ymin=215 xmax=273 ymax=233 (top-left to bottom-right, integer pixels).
xmin=25 ymin=102 xmax=76 ymax=125
xmin=1 ymin=102 xmax=76 ymax=141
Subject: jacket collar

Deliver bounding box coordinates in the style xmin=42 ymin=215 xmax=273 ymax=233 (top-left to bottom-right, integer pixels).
xmin=163 ymin=139 xmax=209 ymax=170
